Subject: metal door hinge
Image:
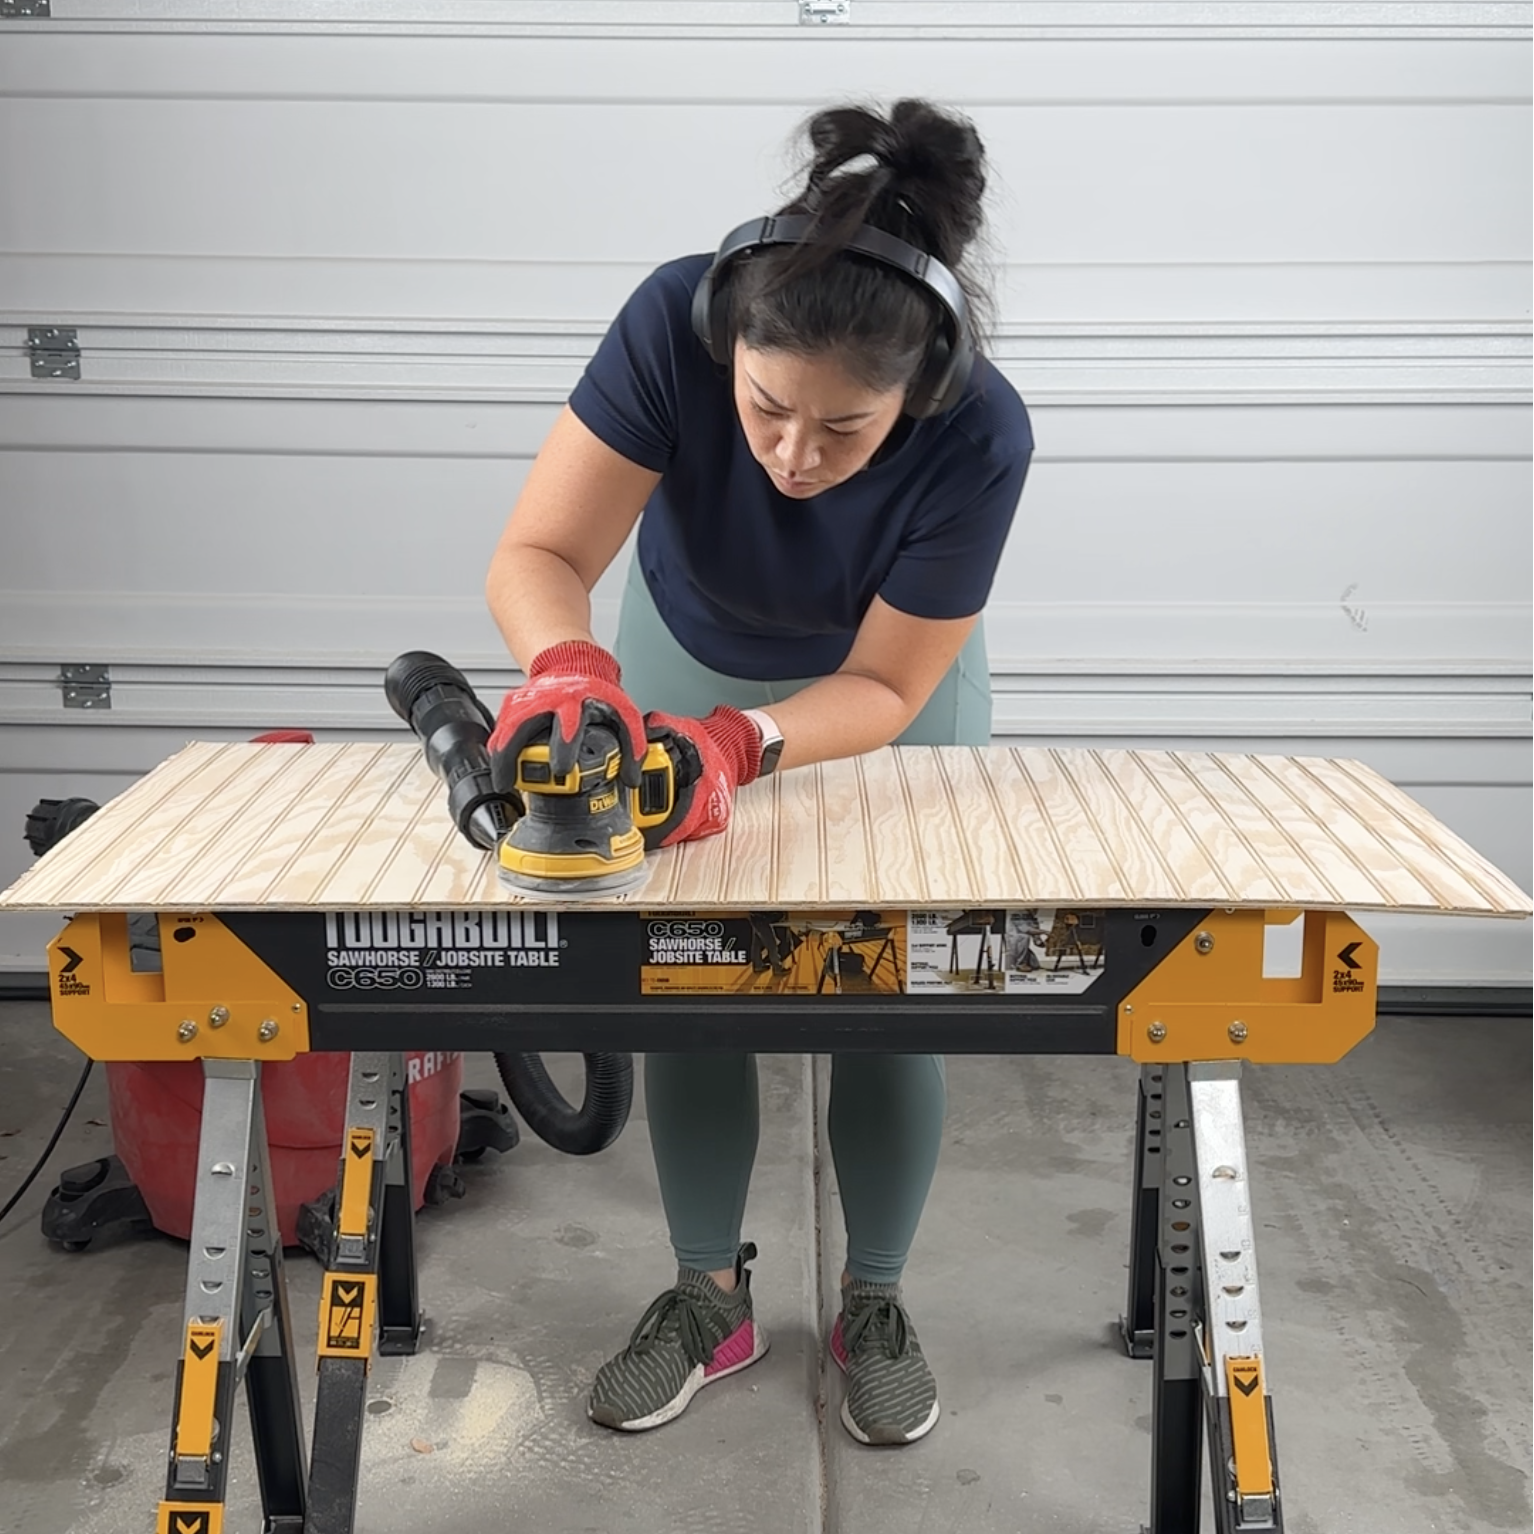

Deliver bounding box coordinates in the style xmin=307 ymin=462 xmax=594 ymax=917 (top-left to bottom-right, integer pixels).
xmin=799 ymin=0 xmax=849 ymax=23
xmin=59 ymin=665 xmax=111 ymax=710
xmin=29 ymin=327 xmax=80 ymax=380
xmin=2 ymin=1 xmax=52 ymax=19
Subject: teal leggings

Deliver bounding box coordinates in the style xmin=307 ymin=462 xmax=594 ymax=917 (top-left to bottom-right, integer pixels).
xmin=613 ymin=557 xmax=991 ymax=1285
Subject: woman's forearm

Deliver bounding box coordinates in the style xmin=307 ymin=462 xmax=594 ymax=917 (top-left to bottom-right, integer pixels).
xmin=485 ymin=544 xmax=600 ymax=672
xmin=757 ymin=603 xmax=977 ymax=772
xmin=764 ymin=670 xmax=918 ymax=772
xmin=484 ymin=407 xmax=660 ymax=672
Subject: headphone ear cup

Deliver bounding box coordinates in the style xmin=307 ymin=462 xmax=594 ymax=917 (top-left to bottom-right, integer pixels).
xmin=708 ymin=281 xmax=732 ymax=366
xmin=904 ymin=327 xmax=972 ymax=420
xmin=690 ymin=266 xmax=723 ymax=362
xmin=691 ymin=261 xmax=735 ymax=365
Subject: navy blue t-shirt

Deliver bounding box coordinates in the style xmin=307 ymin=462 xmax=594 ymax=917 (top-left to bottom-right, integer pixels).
xmin=569 ymin=255 xmax=1033 ymax=681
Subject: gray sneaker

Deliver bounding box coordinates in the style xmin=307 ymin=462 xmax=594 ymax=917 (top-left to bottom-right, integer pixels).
xmin=829 ymin=1281 xmax=940 ymax=1445
xmin=588 ymin=1242 xmax=769 ymax=1432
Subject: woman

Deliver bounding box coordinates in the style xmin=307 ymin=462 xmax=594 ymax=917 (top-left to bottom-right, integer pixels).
xmin=485 ymin=98 xmax=1032 ymax=1447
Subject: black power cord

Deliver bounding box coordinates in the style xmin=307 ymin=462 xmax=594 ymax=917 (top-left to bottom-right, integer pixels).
xmin=3 ymin=796 xmax=103 ymax=1229
xmin=0 ymin=1057 xmax=94 ymax=1228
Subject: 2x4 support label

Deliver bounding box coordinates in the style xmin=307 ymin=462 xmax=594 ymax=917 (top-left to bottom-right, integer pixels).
xmin=318 ymin=1272 xmax=377 ymax=1359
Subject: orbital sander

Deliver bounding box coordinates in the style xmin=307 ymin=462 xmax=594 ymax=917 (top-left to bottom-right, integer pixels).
xmin=385 ymin=650 xmax=681 ymax=897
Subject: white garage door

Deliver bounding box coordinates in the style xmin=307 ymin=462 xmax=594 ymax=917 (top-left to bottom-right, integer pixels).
xmin=1 ymin=2 xmax=1529 ymax=986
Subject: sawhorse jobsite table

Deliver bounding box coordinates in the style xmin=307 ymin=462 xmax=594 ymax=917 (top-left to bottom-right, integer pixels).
xmin=4 ymin=740 xmax=1528 ymax=1534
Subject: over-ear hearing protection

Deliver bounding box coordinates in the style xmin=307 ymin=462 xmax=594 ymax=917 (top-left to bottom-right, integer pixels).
xmin=690 ymin=214 xmax=974 ymax=420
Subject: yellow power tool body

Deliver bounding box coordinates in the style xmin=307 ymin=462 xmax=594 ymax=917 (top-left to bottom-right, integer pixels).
xmin=496 ymin=726 xmax=679 ymax=896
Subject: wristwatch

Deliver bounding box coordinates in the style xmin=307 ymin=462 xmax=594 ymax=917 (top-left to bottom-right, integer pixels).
xmin=742 ymin=708 xmax=786 ymax=777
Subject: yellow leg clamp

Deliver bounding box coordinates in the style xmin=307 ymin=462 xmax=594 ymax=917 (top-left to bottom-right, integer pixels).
xmin=173 ymin=1320 xmax=222 ymax=1458
xmin=1226 ymin=1354 xmax=1274 ymax=1496
xmin=338 ymin=1126 xmax=376 ymax=1239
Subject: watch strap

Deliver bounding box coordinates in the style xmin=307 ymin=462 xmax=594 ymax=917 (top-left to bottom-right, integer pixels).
xmin=740 ymin=708 xmax=786 ymax=776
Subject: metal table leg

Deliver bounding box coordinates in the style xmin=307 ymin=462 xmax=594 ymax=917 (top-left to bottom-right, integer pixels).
xmin=1119 ymin=1065 xmax=1164 ymax=1359
xmin=1143 ymin=1062 xmax=1284 ymax=1532
xmin=158 ymin=1059 xmax=307 ymax=1534
xmin=1189 ymin=1062 xmax=1282 ymax=1532
xmin=1146 ymin=1064 xmax=1204 ymax=1532
xmin=306 ymin=1052 xmax=419 ymax=1534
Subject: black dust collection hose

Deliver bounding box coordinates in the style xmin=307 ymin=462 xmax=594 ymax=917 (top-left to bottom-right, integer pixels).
xmin=384 ymin=650 xmax=634 ymax=1155
xmin=494 ymin=1051 xmax=634 ymax=1158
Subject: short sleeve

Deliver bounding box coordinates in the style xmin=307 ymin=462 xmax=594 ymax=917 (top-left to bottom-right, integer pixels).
xmin=877 ymin=450 xmax=1031 ymax=620
xmin=568 ymin=262 xmax=697 ymax=473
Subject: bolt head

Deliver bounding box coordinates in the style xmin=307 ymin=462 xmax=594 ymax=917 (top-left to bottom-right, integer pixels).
xmin=208 ymin=1005 xmax=230 ymax=1027
xmin=1147 ymin=1022 xmax=1168 ymax=1044
xmin=1228 ymin=1020 xmax=1249 ymax=1043
xmin=1194 ymin=931 xmax=1214 ymax=955
xmin=257 ymin=1019 xmax=279 ymax=1043
xmin=176 ymin=1020 xmax=198 ymax=1042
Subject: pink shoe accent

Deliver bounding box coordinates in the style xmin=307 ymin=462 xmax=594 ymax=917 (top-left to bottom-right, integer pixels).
xmin=829 ymin=1314 xmax=849 ymax=1373
xmin=704 ymin=1318 xmax=758 ymax=1378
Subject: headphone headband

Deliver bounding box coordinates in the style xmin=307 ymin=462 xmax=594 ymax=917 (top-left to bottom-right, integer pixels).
xmin=690 ymin=214 xmax=974 ymax=419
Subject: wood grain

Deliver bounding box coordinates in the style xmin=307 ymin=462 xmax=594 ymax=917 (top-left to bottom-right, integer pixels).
xmin=2 ymin=741 xmax=1528 ymax=919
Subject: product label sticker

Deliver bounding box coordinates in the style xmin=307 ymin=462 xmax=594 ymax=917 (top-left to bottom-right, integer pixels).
xmin=639 ymin=911 xmax=905 ymax=996
xmin=905 ymin=908 xmax=1107 ymax=996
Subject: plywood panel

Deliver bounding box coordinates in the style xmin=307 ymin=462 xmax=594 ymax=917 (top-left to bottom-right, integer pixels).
xmin=12 ymin=742 xmax=254 ymax=908
xmin=1320 ymin=757 xmax=1534 ymax=913
xmin=922 ymin=750 xmax=1020 ymax=901
xmin=1050 ymin=750 xmax=1186 ymax=905
xmin=1 ymin=742 xmax=1528 ymax=919
xmin=209 ymin=744 xmax=408 ymax=905
xmin=717 ymin=773 xmax=785 ymax=901
xmin=1087 ymin=749 xmax=1236 ymax=906
xmin=1166 ymin=751 xmax=1355 ymax=906
xmin=662 ymin=819 xmax=734 ymax=909
xmin=771 ymin=761 xmax=833 ymax=907
xmin=107 ymin=739 xmax=317 ymax=908
xmin=1004 ymin=748 xmax=1125 ymax=904
xmin=8 ymin=740 xmax=227 ymax=907
xmin=973 ymin=750 xmax=1080 ymax=905
xmin=1231 ymin=755 xmax=1453 ymax=909
xmin=309 ymin=755 xmax=447 ymax=906
xmin=249 ymin=748 xmax=422 ymax=907
xmin=856 ymin=752 xmax=928 ymax=907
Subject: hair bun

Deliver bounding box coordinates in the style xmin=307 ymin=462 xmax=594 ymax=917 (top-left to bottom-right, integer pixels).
xmin=883 ymin=99 xmax=986 ymax=247
xmin=797 ymin=100 xmax=987 ymax=265
xmin=763 ymin=97 xmax=994 ymax=355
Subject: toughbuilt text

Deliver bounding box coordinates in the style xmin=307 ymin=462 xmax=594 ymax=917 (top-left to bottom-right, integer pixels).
xmin=325 ymin=910 xmax=560 ymax=952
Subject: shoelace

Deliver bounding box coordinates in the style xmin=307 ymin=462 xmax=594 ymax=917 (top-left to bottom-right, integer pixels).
xmin=843 ymin=1294 xmax=913 ymax=1361
xmin=625 ymin=1287 xmax=717 ymax=1368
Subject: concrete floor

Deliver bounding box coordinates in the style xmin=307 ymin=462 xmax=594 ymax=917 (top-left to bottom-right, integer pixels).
xmin=0 ymin=1001 xmax=1528 ymax=1534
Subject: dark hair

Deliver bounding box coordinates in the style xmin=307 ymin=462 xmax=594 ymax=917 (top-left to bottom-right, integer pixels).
xmin=728 ymin=99 xmax=992 ymax=394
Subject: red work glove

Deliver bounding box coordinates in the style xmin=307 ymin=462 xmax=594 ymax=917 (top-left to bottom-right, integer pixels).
xmin=643 ymin=706 xmax=765 ymax=848
xmin=488 ymin=641 xmax=646 ymax=791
